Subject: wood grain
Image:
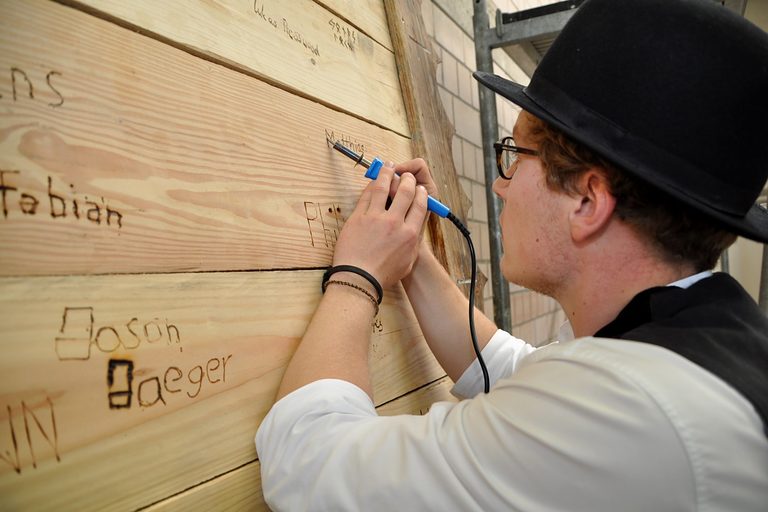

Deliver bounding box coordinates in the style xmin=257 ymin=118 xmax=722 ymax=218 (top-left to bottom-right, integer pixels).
xmin=66 ymin=0 xmax=408 ymax=134
xmin=145 ymin=462 xmax=269 ymax=512
xmin=0 ymin=0 xmax=413 ymax=276
xmin=0 ymin=271 xmax=444 ymax=510
xmin=0 ymin=1 xmax=470 ymax=510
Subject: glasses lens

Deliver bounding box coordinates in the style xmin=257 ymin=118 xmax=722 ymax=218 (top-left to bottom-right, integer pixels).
xmin=500 ymin=137 xmax=515 ymax=178
xmin=503 ymin=149 xmax=516 ymax=174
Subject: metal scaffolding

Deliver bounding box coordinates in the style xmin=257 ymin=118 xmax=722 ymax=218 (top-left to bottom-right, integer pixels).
xmin=472 ymin=0 xmax=768 ymax=327
xmin=472 ymin=0 xmax=582 ymax=331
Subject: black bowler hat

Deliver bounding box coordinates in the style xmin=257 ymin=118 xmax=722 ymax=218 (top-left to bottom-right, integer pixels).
xmin=475 ymin=0 xmax=768 ymax=243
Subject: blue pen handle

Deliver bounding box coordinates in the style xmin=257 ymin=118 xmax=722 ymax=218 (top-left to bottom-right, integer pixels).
xmin=363 ymin=157 xmax=451 ymax=218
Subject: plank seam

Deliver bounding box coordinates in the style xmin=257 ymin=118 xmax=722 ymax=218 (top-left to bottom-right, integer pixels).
xmin=50 ymin=0 xmax=411 ymax=138
xmin=136 ymin=375 xmax=452 ymax=509
xmin=0 ymin=266 xmax=330 ymax=279
xmin=134 ymin=459 xmax=259 ymax=511
xmin=375 ymin=373 xmax=450 ymax=409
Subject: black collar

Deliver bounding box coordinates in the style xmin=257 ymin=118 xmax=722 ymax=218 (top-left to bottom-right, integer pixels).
xmin=595 ymin=285 xmax=680 ymax=338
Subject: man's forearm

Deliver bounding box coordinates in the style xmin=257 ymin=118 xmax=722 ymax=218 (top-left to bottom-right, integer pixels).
xmin=402 ymin=241 xmax=498 ymax=381
xmin=275 ymin=280 xmax=376 ymax=401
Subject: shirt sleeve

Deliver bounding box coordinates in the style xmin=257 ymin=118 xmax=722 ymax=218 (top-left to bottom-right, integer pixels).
xmin=451 ymin=329 xmax=541 ymax=398
xmin=255 ymin=340 xmax=697 ymax=512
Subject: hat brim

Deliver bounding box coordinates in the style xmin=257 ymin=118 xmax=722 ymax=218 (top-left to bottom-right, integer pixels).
xmin=474 ymin=71 xmax=768 ymax=243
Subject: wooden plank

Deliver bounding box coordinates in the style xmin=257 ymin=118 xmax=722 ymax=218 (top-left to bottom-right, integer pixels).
xmin=376 ymin=375 xmax=457 ymax=415
xmin=384 ymin=0 xmax=480 ymax=296
xmin=0 ymin=271 xmax=443 ymax=510
xmin=316 ymin=0 xmax=394 ymax=51
xmin=65 ymin=0 xmax=409 ymax=135
xmin=146 ymin=376 xmax=456 ymax=512
xmin=145 ymin=462 xmax=269 ymax=512
xmin=0 ymin=0 xmax=412 ymax=276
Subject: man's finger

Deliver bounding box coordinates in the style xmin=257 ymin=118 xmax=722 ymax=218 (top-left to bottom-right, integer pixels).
xmin=394 ymin=158 xmax=438 ymax=196
xmin=352 ymin=181 xmax=374 ymax=216
xmin=388 ymin=173 xmax=417 ymax=218
xmin=388 ymin=172 xmax=401 ymax=199
xmin=405 ymin=185 xmax=429 ymax=228
xmin=369 ymin=166 xmax=395 ymax=213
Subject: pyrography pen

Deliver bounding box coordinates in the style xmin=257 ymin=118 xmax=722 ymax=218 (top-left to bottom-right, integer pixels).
xmin=331 ymin=141 xmax=490 ymax=393
xmin=332 ymin=141 xmax=452 ymax=218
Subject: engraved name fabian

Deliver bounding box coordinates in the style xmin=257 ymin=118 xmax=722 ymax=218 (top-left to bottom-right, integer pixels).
xmin=0 ymin=172 xmax=123 ymax=229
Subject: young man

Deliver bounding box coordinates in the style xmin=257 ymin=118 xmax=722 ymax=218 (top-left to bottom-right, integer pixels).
xmin=257 ymin=0 xmax=768 ymax=510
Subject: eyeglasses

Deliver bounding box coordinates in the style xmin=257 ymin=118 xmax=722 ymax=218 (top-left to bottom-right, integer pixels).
xmin=493 ymin=136 xmax=539 ymax=179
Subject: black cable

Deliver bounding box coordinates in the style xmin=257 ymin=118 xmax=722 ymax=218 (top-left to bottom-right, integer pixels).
xmin=447 ymin=212 xmax=490 ymax=394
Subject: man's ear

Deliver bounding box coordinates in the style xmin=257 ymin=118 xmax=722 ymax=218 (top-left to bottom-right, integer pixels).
xmin=569 ymin=170 xmax=617 ymax=242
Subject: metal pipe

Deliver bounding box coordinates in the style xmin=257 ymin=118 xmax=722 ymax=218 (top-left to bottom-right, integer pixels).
xmin=474 ymin=0 xmax=512 ymax=332
xmin=720 ymin=248 xmax=730 ymax=274
xmin=759 ymin=243 xmax=768 ymax=315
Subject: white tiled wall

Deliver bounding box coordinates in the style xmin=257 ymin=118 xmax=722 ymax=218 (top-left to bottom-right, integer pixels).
xmin=423 ymin=0 xmax=565 ymax=345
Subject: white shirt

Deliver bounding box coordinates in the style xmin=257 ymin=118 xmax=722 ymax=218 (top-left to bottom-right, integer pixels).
xmin=256 ymin=329 xmax=768 ymax=511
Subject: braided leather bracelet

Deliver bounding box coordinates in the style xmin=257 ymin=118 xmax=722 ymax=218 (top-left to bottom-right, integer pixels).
xmin=322 ymin=265 xmax=383 ymax=304
xmin=323 ymin=280 xmax=379 ymax=315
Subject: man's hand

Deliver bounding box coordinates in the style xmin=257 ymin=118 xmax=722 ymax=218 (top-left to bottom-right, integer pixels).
xmin=393 ymin=158 xmax=440 ymax=198
xmin=333 ymin=165 xmax=428 ymax=289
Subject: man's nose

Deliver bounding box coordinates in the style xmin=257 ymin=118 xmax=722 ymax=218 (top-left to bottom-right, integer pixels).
xmin=491 ymin=176 xmax=508 ymax=198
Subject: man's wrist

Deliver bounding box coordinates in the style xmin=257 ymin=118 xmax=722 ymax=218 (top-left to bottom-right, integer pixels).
xmin=324 ymin=271 xmax=380 ymax=315
xmin=402 ymin=240 xmax=435 ymax=290
xmin=326 ymin=276 xmax=379 ymax=317
xmin=323 ymin=265 xmax=383 ymax=304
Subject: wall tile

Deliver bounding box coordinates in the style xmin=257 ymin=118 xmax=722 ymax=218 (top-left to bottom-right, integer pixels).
xmin=458 ymin=63 xmax=473 ymax=105
xmin=452 ymin=134 xmax=463 ymax=174
xmin=433 ymin=6 xmax=464 ymax=59
xmin=441 ymin=51 xmax=459 ymax=95
xmin=453 ymin=97 xmax=482 ymax=145
xmin=475 ymin=147 xmax=486 ymax=184
xmin=437 ymin=84 xmax=454 ymax=124
xmin=435 ymin=44 xmax=444 ymax=84
xmin=472 ymin=183 xmax=488 ymax=223
xmin=421 ymin=0 xmax=435 ymax=37
xmin=461 ymin=139 xmax=476 ymax=181
xmin=463 ymin=34 xmax=477 ymax=71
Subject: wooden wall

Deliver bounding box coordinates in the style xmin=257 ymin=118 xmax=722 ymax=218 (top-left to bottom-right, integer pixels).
xmin=0 ymin=0 xmax=468 ymax=509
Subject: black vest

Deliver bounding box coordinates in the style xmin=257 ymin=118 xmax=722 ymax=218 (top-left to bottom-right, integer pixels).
xmin=595 ymin=273 xmax=768 ymax=436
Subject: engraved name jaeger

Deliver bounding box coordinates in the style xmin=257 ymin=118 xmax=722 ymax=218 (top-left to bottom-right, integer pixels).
xmin=54 ymin=307 xmax=233 ymax=410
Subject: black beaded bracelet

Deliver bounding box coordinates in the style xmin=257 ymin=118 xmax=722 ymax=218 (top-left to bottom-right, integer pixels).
xmin=322 ymin=265 xmax=383 ymax=305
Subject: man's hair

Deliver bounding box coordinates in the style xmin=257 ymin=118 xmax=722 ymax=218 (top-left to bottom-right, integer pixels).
xmin=524 ymin=113 xmax=736 ymax=271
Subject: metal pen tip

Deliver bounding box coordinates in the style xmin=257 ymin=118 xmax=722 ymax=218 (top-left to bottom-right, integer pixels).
xmin=332 ymin=141 xmax=371 ymax=169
